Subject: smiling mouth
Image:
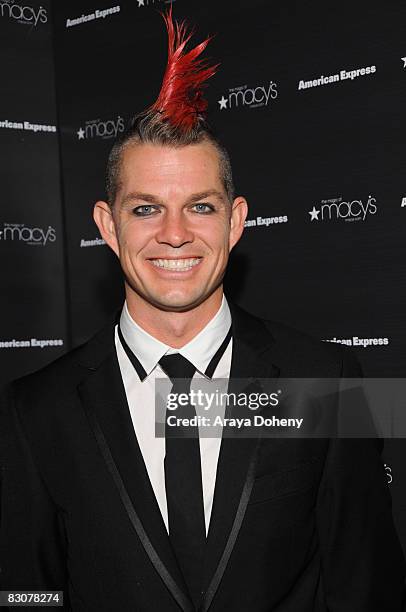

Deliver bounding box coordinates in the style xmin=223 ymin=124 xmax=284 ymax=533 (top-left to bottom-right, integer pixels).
xmin=149 ymin=257 xmax=202 ymax=271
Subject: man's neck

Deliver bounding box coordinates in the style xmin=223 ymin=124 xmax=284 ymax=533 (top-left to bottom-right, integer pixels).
xmin=125 ymin=287 xmax=224 ymax=348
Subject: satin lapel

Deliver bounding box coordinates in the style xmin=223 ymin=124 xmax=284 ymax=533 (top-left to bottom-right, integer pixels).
xmin=77 ymin=331 xmax=194 ymax=612
xmin=199 ymin=303 xmax=280 ymax=612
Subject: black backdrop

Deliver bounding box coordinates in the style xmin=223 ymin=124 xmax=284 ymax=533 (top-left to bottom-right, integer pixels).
xmin=1 ymin=0 xmax=406 ymax=552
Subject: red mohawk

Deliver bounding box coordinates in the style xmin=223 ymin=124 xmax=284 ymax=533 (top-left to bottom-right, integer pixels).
xmin=150 ymin=5 xmax=218 ymax=132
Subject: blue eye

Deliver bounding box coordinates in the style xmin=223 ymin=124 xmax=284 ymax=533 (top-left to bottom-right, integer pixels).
xmin=193 ymin=203 xmax=214 ymax=213
xmin=132 ymin=205 xmax=159 ymax=216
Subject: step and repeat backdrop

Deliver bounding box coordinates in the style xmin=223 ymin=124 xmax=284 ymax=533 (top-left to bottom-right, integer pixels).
xmin=1 ymin=0 xmax=406 ymax=550
xmin=0 ymin=0 xmax=68 ymax=385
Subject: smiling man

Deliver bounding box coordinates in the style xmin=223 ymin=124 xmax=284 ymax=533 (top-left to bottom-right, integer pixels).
xmin=94 ymin=140 xmax=247 ymax=344
xmin=1 ymin=8 xmax=405 ymax=612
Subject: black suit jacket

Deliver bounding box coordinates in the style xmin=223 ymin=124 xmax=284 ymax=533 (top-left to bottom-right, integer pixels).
xmin=0 ymin=302 xmax=405 ymax=611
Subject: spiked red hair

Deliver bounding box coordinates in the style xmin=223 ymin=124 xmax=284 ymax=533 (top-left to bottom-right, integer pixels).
xmin=150 ymin=5 xmax=218 ymax=132
xmin=105 ymin=9 xmax=235 ymax=207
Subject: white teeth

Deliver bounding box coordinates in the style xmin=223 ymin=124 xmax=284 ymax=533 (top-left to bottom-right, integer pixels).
xmin=150 ymin=258 xmax=201 ymax=271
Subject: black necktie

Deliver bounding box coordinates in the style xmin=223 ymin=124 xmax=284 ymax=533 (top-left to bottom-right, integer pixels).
xmin=118 ymin=324 xmax=232 ymax=606
xmin=159 ymin=353 xmax=205 ymax=605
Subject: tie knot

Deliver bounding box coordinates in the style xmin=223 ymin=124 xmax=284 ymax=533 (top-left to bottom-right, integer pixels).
xmin=159 ymin=353 xmax=196 ymax=384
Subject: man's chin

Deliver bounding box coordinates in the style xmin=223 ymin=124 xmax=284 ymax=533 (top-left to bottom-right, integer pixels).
xmin=125 ymin=278 xmax=222 ymax=313
xmin=145 ymin=290 xmax=211 ymax=313
xmin=149 ymin=298 xmax=203 ymax=313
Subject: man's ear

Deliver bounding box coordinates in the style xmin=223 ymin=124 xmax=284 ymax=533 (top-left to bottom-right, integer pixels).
xmin=229 ymin=196 xmax=248 ymax=251
xmin=93 ymin=200 xmax=120 ymax=257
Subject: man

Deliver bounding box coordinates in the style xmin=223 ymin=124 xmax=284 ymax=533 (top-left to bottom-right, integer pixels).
xmin=1 ymin=8 xmax=405 ymax=612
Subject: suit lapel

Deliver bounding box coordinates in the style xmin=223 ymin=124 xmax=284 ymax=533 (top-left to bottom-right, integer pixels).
xmin=76 ymin=320 xmax=194 ymax=612
xmin=74 ymin=304 xmax=281 ymax=612
xmin=199 ymin=303 xmax=280 ymax=612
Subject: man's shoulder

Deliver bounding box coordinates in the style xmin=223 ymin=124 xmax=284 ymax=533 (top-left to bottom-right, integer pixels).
xmin=239 ymin=305 xmax=361 ymax=376
xmin=9 ymin=316 xmax=118 ymax=402
xmin=263 ymin=316 xmax=340 ymax=357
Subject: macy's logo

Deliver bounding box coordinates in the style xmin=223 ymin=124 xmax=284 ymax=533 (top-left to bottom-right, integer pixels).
xmin=309 ymin=195 xmax=377 ymax=222
xmin=0 ymin=223 xmax=56 ymax=245
xmin=77 ymin=115 xmax=125 ymax=140
xmin=218 ymin=81 xmax=278 ymax=111
xmin=0 ymin=2 xmax=47 ymax=25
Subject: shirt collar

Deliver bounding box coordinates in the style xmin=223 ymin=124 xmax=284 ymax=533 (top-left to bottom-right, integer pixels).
xmin=119 ymin=295 xmax=231 ymax=378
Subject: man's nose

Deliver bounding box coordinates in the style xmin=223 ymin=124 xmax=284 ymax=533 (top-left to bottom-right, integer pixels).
xmin=155 ymin=210 xmax=194 ymax=247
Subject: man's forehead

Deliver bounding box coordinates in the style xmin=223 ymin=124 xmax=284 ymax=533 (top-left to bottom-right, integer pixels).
xmin=119 ymin=141 xmax=224 ymax=192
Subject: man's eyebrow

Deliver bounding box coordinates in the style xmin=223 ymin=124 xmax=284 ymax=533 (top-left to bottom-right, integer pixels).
xmin=121 ymin=192 xmax=164 ymax=206
xmin=187 ymin=190 xmax=225 ymax=203
xmin=121 ymin=189 xmax=226 ymax=207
